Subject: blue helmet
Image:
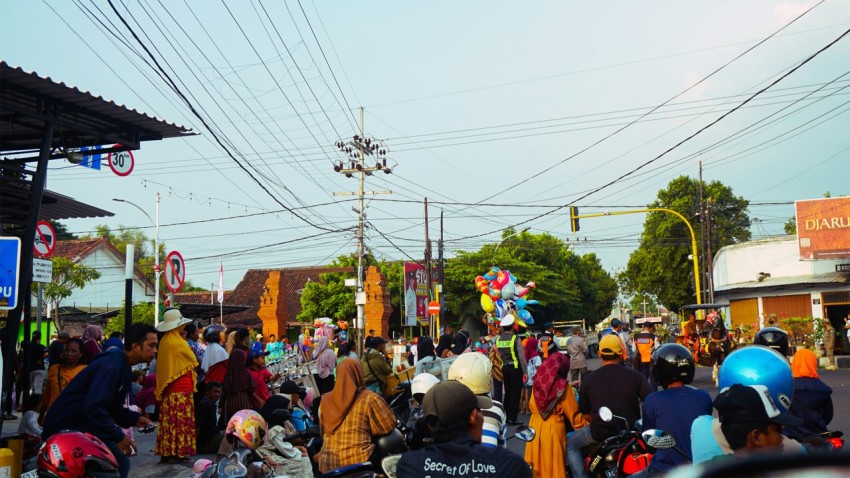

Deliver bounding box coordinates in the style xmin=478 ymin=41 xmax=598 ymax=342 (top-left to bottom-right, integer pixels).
xmin=718 ymin=345 xmax=793 ymax=413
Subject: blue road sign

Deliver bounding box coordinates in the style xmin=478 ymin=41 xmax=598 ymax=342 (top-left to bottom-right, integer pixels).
xmin=79 ymin=145 xmax=102 ymax=170
xmin=0 ymin=237 xmax=22 ymax=310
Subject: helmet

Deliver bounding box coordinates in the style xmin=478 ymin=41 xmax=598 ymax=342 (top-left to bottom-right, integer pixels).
xmin=718 ymin=345 xmax=793 ymax=413
xmin=203 ymin=324 xmax=226 ymax=344
xmin=37 ymin=431 xmax=119 ymax=478
xmin=411 ymin=373 xmax=440 ymax=398
xmin=754 ymin=327 xmax=789 ymax=357
xmin=651 ymin=344 xmax=695 ymax=389
xmin=226 ymin=409 xmax=268 ymax=451
xmin=537 ymin=335 xmax=558 ymax=356
xmin=448 ymin=353 xmax=493 ymax=395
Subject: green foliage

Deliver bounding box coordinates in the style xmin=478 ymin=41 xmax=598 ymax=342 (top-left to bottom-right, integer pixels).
xmin=105 ymin=301 xmax=156 ymax=336
xmin=784 ymin=216 xmax=797 ymax=235
xmin=628 ymin=292 xmax=660 ymax=317
xmin=84 ymin=224 xmax=166 ymax=293
xmin=33 ymin=256 xmax=101 ymax=328
xmin=621 ymin=176 xmax=751 ymax=311
xmin=296 ymin=254 xmax=360 ymax=322
xmin=47 ymin=220 xmax=78 ymax=241
xmin=180 ymin=280 xmax=208 ymax=292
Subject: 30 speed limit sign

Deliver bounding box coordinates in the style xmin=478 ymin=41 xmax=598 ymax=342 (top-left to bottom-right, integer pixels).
xmin=107 ymin=144 xmax=135 ymax=177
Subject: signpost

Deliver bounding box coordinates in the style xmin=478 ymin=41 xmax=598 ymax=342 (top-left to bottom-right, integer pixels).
xmin=78 ymin=145 xmax=102 ymax=170
xmin=107 ymin=144 xmax=135 ymax=177
xmin=0 ymin=238 xmax=22 ymax=310
xmin=163 ymin=250 xmax=186 ymax=293
xmin=428 ymin=300 xmax=440 ymax=315
xmin=32 ymin=259 xmax=53 ymax=284
xmin=33 ymin=220 xmax=56 ymax=258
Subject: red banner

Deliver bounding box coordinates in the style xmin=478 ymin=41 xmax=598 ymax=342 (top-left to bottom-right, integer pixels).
xmin=404 ymin=262 xmax=430 ymax=326
xmin=796 ymin=196 xmax=850 ymax=260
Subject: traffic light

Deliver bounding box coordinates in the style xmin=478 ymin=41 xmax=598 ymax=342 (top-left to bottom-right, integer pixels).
xmin=569 ymin=205 xmax=580 ymax=233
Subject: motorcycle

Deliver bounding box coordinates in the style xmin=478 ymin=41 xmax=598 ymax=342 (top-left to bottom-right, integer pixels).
xmin=379 ymin=426 xmax=537 ymax=478
xmin=584 ymin=407 xmax=679 ymax=478
xmin=799 ymin=430 xmax=845 ymax=452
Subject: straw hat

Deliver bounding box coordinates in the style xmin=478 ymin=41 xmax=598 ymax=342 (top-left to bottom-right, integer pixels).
xmin=156 ymin=308 xmax=192 ymax=332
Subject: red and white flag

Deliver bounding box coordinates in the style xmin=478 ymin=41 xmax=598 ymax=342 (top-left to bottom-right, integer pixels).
xmin=217 ymin=260 xmax=224 ymax=303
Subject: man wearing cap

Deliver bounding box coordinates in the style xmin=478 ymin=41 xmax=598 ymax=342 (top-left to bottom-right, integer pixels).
xmin=361 ymin=336 xmax=393 ymax=394
xmin=713 ymin=384 xmax=801 ymax=455
xmin=567 ymin=334 xmax=651 ymax=478
xmin=396 ymin=380 xmax=531 ymax=478
xmin=496 ymin=314 xmax=528 ymax=425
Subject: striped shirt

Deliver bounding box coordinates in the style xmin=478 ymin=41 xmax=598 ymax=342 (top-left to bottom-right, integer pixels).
xmin=481 ymin=399 xmax=507 ymax=448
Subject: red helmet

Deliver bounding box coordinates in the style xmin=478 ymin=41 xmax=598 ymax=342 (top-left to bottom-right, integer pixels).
xmin=38 ymin=431 xmax=120 ymax=478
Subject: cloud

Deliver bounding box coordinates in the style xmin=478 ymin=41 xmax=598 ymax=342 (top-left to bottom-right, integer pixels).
xmin=772 ymin=1 xmax=817 ymax=24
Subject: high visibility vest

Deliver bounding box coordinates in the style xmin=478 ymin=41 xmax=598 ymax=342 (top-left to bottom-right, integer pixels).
xmin=539 ymin=335 xmax=552 ymax=359
xmin=496 ymin=334 xmax=518 ymax=367
xmin=634 ymin=332 xmax=656 ymax=363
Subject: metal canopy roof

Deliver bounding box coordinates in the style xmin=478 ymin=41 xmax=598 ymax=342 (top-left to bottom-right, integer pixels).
xmin=0 ymin=61 xmax=193 ymax=153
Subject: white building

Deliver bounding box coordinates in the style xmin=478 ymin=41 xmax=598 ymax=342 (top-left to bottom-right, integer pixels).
xmin=40 ymin=237 xmax=157 ymax=314
xmin=712 ymin=236 xmax=850 ymax=351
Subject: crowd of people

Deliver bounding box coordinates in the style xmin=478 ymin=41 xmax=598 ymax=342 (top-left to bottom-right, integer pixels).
xmin=6 ymin=309 xmax=842 ymax=478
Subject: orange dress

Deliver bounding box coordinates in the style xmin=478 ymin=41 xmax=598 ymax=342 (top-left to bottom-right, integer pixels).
xmin=524 ymin=385 xmax=588 ymax=478
xmin=41 ymin=364 xmax=86 ymax=413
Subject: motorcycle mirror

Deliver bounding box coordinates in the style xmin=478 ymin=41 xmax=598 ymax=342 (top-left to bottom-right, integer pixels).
xmin=642 ymin=429 xmax=677 ymax=450
xmin=382 ymin=454 xmax=402 ymax=478
xmin=514 ymin=426 xmax=537 ymax=442
xmin=599 ymin=407 xmax=613 ymax=422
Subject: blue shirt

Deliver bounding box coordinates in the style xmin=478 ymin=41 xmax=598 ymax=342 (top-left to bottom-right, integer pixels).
xmin=641 ymin=385 xmax=712 ymax=473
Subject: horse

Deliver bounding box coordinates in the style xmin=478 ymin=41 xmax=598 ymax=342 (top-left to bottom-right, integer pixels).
xmin=697 ymin=319 xmax=735 ymax=386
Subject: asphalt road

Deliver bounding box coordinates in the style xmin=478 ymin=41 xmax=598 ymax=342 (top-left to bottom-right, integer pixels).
xmin=506 ymin=356 xmax=850 ymax=458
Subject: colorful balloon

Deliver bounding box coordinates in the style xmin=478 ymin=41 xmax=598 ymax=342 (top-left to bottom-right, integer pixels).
xmin=500 ymin=282 xmax=516 ymax=299
xmin=483 ymin=267 xmax=499 ymax=281
xmin=480 ymin=294 xmax=495 ymax=313
xmin=475 ymin=276 xmax=490 ymax=295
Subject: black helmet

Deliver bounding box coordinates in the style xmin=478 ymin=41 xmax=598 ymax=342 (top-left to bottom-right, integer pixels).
xmin=538 ymin=335 xmax=558 ymax=355
xmin=754 ymin=327 xmax=789 ymax=357
xmin=651 ymin=344 xmax=695 ymax=389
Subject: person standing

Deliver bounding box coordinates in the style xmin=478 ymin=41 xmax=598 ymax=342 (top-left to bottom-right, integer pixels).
xmin=489 ymin=338 xmax=505 ymax=403
xmin=567 ymin=335 xmax=651 ymax=478
xmin=566 ymin=327 xmax=589 ymax=382
xmin=520 ymin=335 xmax=540 ymax=415
xmin=221 ymin=349 xmax=257 ymax=420
xmin=39 ymin=338 xmax=86 ymax=421
xmin=265 ymin=334 xmax=281 ymax=363
xmin=496 ymin=314 xmax=528 ymax=425
xmin=525 ymin=347 xmax=587 ymax=478
xmin=633 ymin=323 xmax=657 ymax=384
xmin=81 ymin=325 xmax=103 ymax=364
xmin=821 ymin=318 xmax=836 ymax=367
xmin=201 ymin=325 xmax=228 ymax=387
xmin=312 ymin=335 xmax=337 ymax=413
xmin=610 ymin=319 xmax=630 ymax=364
xmin=154 ymin=309 xmax=198 ymax=464
xmin=42 ymin=324 xmax=156 ymax=478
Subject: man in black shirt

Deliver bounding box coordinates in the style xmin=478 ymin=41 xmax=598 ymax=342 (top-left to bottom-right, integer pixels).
xmin=196 ymin=381 xmax=224 ymax=454
xmin=567 ymin=334 xmax=651 ymax=478
xmin=397 ymin=380 xmax=531 ymax=478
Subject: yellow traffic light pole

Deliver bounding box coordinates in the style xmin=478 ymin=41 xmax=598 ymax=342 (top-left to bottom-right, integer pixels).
xmin=570 ymin=208 xmax=702 ymax=305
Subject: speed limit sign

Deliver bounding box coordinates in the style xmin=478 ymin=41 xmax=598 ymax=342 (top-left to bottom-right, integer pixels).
xmin=107 ymin=144 xmax=135 ymax=177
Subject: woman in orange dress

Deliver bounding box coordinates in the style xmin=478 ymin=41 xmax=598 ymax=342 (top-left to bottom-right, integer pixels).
xmin=39 ymin=338 xmax=86 ymax=422
xmin=154 ymin=309 xmax=198 ymax=463
xmin=524 ymin=350 xmax=587 ymax=478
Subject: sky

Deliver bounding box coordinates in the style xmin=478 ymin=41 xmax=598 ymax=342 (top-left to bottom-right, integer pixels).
xmin=2 ymin=1 xmax=849 ymax=297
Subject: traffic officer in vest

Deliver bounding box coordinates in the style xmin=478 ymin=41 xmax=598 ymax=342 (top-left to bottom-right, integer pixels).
xmin=610 ymin=318 xmax=630 ymax=364
xmin=633 ymin=322 xmax=657 ymax=386
xmin=496 ymin=314 xmax=528 ymax=425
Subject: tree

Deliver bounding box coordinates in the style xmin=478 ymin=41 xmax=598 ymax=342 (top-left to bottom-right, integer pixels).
xmin=47 ymin=220 xmax=77 ymax=241
xmin=32 ymin=256 xmax=101 ymax=329
xmin=104 ymin=301 xmax=156 ymax=336
xmin=83 ymin=224 xmax=165 ymax=295
xmin=621 ymin=176 xmax=750 ymax=311
xmin=628 ymin=292 xmax=660 ymax=317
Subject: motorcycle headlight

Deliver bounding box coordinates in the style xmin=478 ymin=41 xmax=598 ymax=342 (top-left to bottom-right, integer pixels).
xmin=605 ymin=451 xmax=616 ymax=462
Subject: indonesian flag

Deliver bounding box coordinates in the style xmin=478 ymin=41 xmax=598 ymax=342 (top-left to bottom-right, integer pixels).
xmin=217 ymin=260 xmax=224 ymax=303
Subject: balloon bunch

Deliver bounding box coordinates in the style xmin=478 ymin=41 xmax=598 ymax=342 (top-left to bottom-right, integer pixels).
xmin=312 ymin=317 xmax=336 ymax=343
xmin=475 ymin=266 xmax=539 ymax=329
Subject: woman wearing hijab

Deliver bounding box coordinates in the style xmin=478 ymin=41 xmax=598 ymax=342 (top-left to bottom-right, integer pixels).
xmin=312 ymin=336 xmax=337 ymax=413
xmin=521 ymin=335 xmax=541 ymax=415
xmin=81 ymin=325 xmax=103 ymax=364
xmin=449 ymin=330 xmax=471 ymax=356
xmin=413 ymin=336 xmax=438 ymax=377
xmin=201 ymin=325 xmax=229 ymax=387
xmin=524 ymin=352 xmax=586 ymax=478
xmin=317 ymin=358 xmax=396 ymax=473
xmin=154 ymin=309 xmax=198 ymax=463
xmin=39 ymin=338 xmax=85 ymax=422
xmin=784 ymin=348 xmax=833 ymax=440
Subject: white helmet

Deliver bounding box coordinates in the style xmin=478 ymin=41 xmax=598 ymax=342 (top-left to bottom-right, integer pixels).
xmin=411 ymin=373 xmax=440 ymax=397
xmin=448 ymin=352 xmax=493 ymax=395
xmin=500 ymin=314 xmax=516 ymax=327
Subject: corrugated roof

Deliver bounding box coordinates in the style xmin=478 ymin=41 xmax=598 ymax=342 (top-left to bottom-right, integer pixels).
xmin=715 ymin=271 xmax=850 ymax=293
xmin=1 ymin=61 xmax=193 ymax=152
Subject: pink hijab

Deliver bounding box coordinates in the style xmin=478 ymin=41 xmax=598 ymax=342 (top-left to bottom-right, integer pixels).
xmin=313 ymin=335 xmax=337 ymax=379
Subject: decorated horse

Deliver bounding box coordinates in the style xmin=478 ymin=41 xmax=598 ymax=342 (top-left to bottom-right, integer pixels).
xmin=678 ymin=304 xmax=736 ymax=386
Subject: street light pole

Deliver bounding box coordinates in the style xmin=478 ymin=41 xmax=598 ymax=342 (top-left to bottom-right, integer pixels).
xmin=113 ymin=194 xmax=161 ymax=327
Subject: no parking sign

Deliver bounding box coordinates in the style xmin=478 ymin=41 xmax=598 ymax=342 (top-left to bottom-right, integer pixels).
xmin=164 ymin=251 xmax=186 ymax=293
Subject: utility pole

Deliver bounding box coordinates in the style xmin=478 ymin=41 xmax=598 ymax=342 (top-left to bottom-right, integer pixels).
xmin=332 ymin=107 xmax=393 ymax=355
xmin=424 ymin=198 xmax=432 ymax=337
xmin=438 ymin=210 xmax=444 ymax=322
xmin=697 ymin=162 xmax=706 ymax=304
xmin=706 ymin=197 xmax=715 ymax=303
